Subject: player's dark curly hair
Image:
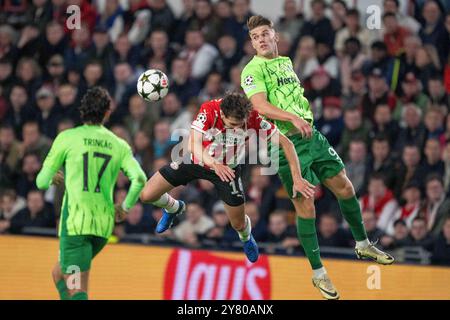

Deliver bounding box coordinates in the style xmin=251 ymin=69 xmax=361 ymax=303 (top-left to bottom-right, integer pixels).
xmin=220 ymin=92 xmax=252 ymax=120
xmin=79 ymin=86 xmax=111 ymax=124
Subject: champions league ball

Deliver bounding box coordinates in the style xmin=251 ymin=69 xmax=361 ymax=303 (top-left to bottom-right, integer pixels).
xmin=136 ymin=69 xmax=169 ymax=102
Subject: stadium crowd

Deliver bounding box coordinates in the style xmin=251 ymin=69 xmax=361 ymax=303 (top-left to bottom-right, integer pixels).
xmin=0 ymin=0 xmax=450 ymax=265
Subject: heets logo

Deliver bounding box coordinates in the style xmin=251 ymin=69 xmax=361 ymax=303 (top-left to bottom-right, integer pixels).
xmin=164 ymin=249 xmax=271 ymax=300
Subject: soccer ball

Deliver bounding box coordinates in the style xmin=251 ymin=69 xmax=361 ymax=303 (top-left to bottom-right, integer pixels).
xmin=136 ymin=69 xmax=169 ymax=102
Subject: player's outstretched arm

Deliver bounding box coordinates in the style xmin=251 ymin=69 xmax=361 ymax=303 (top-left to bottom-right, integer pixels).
xmin=188 ymin=129 xmax=235 ymax=182
xmin=120 ymin=146 xmax=147 ymax=212
xmin=271 ymin=131 xmax=315 ymax=199
xmin=250 ymin=93 xmax=312 ymax=138
xmin=36 ymin=134 xmax=67 ymax=190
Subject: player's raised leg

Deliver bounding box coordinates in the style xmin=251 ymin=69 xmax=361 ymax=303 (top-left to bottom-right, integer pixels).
xmin=140 ymin=171 xmax=185 ymax=233
xmin=291 ymin=196 xmax=340 ymax=300
xmin=323 ymin=169 xmax=394 ymax=265
xmin=224 ymin=203 xmax=259 ymax=263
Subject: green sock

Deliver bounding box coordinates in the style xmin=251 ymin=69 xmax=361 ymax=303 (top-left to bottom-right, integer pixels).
xmin=56 ymin=279 xmax=70 ymax=300
xmin=70 ymin=292 xmax=88 ymax=300
xmin=338 ymin=196 xmax=368 ymax=241
xmin=296 ymin=217 xmax=323 ymax=270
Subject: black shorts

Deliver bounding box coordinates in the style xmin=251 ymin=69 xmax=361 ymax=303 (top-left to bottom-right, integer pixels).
xmin=159 ymin=163 xmax=245 ymax=207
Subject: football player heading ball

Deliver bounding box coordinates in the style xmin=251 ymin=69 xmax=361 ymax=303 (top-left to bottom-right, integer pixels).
xmin=140 ymin=92 xmax=315 ymax=263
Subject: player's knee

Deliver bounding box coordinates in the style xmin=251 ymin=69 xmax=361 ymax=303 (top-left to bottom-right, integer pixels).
xmin=52 ymin=264 xmax=62 ymax=282
xmin=297 ymin=198 xmax=315 ymax=217
xmin=338 ymin=182 xmax=355 ymax=199
xmin=231 ymin=219 xmax=246 ymax=231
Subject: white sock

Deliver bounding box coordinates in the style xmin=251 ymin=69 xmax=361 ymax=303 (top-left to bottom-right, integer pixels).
xmin=237 ymin=215 xmax=251 ymax=242
xmin=356 ymin=239 xmax=370 ymax=249
xmin=151 ymin=193 xmax=180 ymax=213
xmin=313 ymin=267 xmax=327 ymax=278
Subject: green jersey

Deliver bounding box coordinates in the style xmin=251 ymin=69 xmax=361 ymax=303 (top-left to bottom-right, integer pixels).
xmin=241 ymin=55 xmax=313 ymax=135
xmin=36 ymin=125 xmax=147 ymax=238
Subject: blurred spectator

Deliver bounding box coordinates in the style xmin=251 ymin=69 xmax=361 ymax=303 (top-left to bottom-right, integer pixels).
xmin=430 ymin=216 xmax=450 ymax=265
xmin=147 ymin=0 xmax=176 ymax=33
xmin=20 ymin=121 xmax=51 ymax=162
xmin=419 ymin=174 xmax=450 ymax=236
xmin=7 ymin=190 xmax=55 ymax=234
xmin=364 ymin=135 xmax=397 ymax=191
xmin=124 ymin=94 xmax=155 ymax=138
xmin=170 ymin=57 xmax=201 ymax=106
xmin=56 ymin=83 xmax=80 ymax=124
xmin=264 ymin=210 xmax=298 ymax=249
xmin=0 ymin=24 xmax=19 ymax=64
xmin=404 ymin=216 xmax=434 ymax=250
xmin=213 ymin=34 xmax=241 ymax=81
xmin=317 ymin=213 xmax=351 ymax=247
xmin=4 ymin=84 xmax=35 ymax=138
xmin=340 ymin=37 xmax=367 ymax=96
xmin=315 ymin=96 xmax=343 ymax=147
xmin=153 ymin=120 xmax=176 ymax=159
xmin=275 ymin=0 xmax=304 ymax=42
xmin=394 ymin=144 xmax=425 ymax=199
xmin=419 ymin=0 xmax=448 ymax=65
xmin=133 ymin=130 xmax=154 ymax=175
xmin=25 ymin=0 xmax=53 ymax=32
xmin=87 ymin=26 xmax=114 ymax=75
xmin=393 ymin=72 xmax=430 ymax=120
xmin=246 ymin=165 xmax=277 ymax=220
xmin=37 ymin=21 xmax=67 ymax=67
xmin=246 ymin=201 xmax=268 ymax=242
xmin=16 ymin=152 xmax=41 ymax=198
xmin=382 ymin=12 xmax=411 ymax=57
xmin=345 ymin=139 xmax=367 ymax=196
xmin=396 ymin=35 xmax=423 ymax=85
xmin=140 ymin=30 xmax=176 ymax=71
xmin=315 ymin=40 xmax=339 ymax=79
xmin=296 ymin=0 xmax=334 ymax=51
xmin=160 ymin=93 xmax=190 ymax=131
xmin=388 ymin=182 xmax=422 ymax=235
xmin=414 ymin=45 xmax=441 ymax=88
xmin=223 ymin=0 xmax=254 ymax=48
xmin=115 ymin=203 xmax=154 ymax=238
xmin=380 ymin=218 xmax=410 ymax=249
xmin=394 ymin=104 xmax=426 ymax=152
xmin=43 ymin=54 xmax=66 ymax=90
xmin=424 ymin=107 xmax=445 ymax=139
xmin=341 ymin=70 xmax=367 ymax=109
xmin=172 ymin=201 xmax=215 ymax=247
xmin=113 ymin=33 xmax=140 ymax=67
xmin=199 ymin=72 xmax=225 ymax=103
xmin=64 ymin=23 xmax=92 ymax=72
xmin=329 ymin=0 xmax=347 ymax=33
xmin=0 ymin=57 xmax=15 ymax=98
xmin=15 ymin=57 xmax=42 ymax=96
xmin=444 ymin=140 xmax=450 ymax=193
xmin=179 ymin=28 xmax=218 ymax=81
xmin=338 ymin=107 xmax=371 ymax=161
xmin=0 ymin=124 xmax=21 ymax=185
xmin=187 ymin=0 xmax=224 ymax=45
xmin=362 ymin=41 xmax=393 ymax=84
xmin=383 ymin=0 xmax=421 ymax=34
xmin=360 ymin=173 xmax=398 ymax=232
xmin=97 ymin=0 xmax=124 ymax=43
xmin=421 ymin=138 xmax=445 ymax=176
xmin=362 ymin=210 xmax=386 ymax=243
xmin=360 ymin=67 xmax=397 ymax=124
xmin=214 ymin=0 xmax=232 ymax=21
xmin=427 ymin=74 xmax=449 ymax=111
xmin=292 ymin=36 xmax=318 ymax=81
xmin=205 ymin=201 xmax=236 ymax=244
xmin=0 ymin=189 xmax=26 ymax=223
xmin=369 ymin=104 xmax=400 ymax=147
xmin=35 ymin=86 xmax=60 ymax=139
xmin=305 ymin=67 xmax=341 ymax=119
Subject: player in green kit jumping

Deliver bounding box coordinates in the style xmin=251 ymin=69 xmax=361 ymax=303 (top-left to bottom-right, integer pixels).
xmin=36 ymin=87 xmax=147 ymax=300
xmin=241 ymin=15 xmax=394 ymax=299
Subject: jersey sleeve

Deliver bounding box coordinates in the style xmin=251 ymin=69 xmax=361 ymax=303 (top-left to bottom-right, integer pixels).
xmin=248 ymin=111 xmax=278 ymax=140
xmin=36 ymin=132 xmax=68 ymax=190
xmin=191 ymin=103 xmax=215 ymax=134
xmin=120 ymin=142 xmax=147 ymax=210
xmin=241 ymin=62 xmax=267 ymax=98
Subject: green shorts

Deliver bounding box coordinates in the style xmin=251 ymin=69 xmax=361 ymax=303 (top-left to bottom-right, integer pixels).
xmin=59 ymin=235 xmax=108 ymax=274
xmin=278 ymin=127 xmax=345 ymax=198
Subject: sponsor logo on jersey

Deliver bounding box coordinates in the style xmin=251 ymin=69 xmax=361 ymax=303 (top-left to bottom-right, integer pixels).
xmin=277 ymin=76 xmax=298 ymax=87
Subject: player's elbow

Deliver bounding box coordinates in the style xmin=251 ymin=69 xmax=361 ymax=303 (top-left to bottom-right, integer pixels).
xmin=35 ymin=174 xmax=49 ymax=191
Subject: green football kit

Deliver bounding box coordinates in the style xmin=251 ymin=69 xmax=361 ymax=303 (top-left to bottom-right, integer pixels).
xmin=37 ymin=124 xmax=147 ymax=273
